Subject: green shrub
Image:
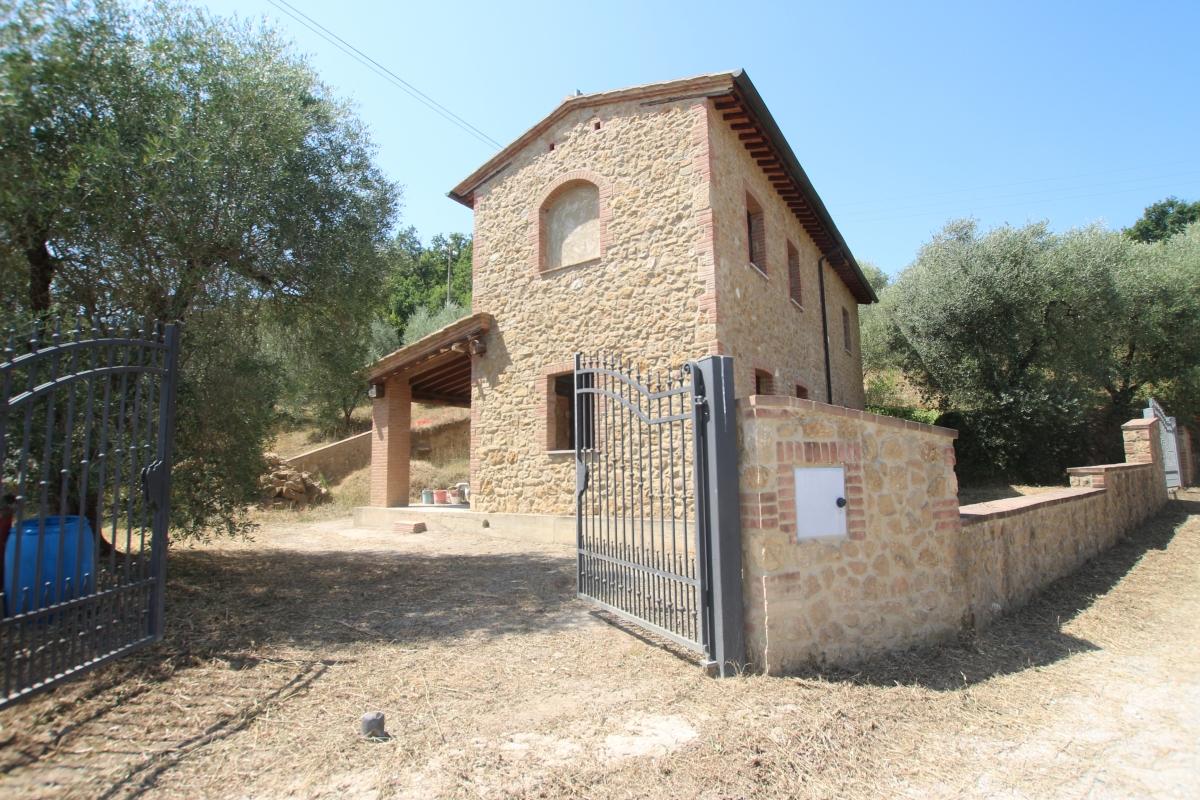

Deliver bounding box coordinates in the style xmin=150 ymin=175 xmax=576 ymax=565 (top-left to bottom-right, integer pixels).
xmin=866 ymin=405 xmax=939 ymax=425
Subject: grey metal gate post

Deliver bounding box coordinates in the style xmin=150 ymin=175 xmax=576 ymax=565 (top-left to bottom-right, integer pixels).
xmin=148 ymin=323 xmax=180 ymax=640
xmin=693 ymin=355 xmax=744 ymax=676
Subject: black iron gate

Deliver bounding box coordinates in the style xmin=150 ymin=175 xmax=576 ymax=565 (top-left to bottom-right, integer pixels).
xmin=1 ymin=319 xmax=179 ymax=707
xmin=574 ymin=353 xmax=744 ymax=675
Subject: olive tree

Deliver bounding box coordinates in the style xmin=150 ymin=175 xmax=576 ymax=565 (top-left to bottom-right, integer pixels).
xmin=0 ymin=1 xmax=397 ymax=536
xmin=884 ymin=221 xmax=1112 ymax=479
xmin=886 ymin=219 xmax=1200 ymax=481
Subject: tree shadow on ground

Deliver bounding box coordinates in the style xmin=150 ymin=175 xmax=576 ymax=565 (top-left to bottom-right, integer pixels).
xmin=162 ymin=546 xmax=579 ymax=662
xmin=810 ymin=497 xmax=1199 ymax=691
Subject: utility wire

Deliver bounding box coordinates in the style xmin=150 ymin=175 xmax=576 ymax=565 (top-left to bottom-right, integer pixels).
xmin=266 ymin=0 xmax=503 ymax=150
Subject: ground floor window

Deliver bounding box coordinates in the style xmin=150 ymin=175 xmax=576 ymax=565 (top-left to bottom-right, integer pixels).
xmin=549 ymin=372 xmax=594 ymax=451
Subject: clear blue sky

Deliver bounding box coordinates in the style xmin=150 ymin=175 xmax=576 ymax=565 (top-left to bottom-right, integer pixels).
xmin=199 ymin=0 xmax=1199 ymax=275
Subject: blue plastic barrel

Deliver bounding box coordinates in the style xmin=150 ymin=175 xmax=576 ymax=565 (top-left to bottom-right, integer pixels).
xmin=4 ymin=515 xmax=96 ymax=617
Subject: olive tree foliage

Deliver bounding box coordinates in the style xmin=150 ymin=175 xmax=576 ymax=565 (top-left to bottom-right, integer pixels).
xmin=883 ymin=219 xmax=1200 ymax=480
xmin=1095 ymin=223 xmax=1200 ymax=424
xmin=884 ymin=221 xmax=1111 ymax=480
xmin=856 ymin=260 xmax=894 ymax=372
xmin=265 ymin=311 xmax=399 ymax=438
xmin=0 ymin=1 xmax=397 ymax=537
xmin=402 ymin=301 xmax=469 ymax=345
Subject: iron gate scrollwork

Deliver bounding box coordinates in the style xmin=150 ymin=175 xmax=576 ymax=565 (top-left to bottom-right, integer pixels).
xmin=574 ymin=353 xmax=744 ymax=674
xmin=1 ymin=319 xmax=179 ymax=707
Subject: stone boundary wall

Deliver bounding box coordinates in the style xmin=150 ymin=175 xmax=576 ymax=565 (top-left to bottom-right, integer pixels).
xmin=739 ymin=396 xmax=962 ymax=672
xmin=738 ymin=396 xmax=1169 ymax=674
xmin=285 ymin=430 xmax=371 ymax=485
xmin=957 ymin=417 xmax=1167 ymax=629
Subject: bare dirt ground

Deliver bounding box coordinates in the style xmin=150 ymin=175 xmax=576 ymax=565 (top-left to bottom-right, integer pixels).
xmin=2 ymin=492 xmax=1198 ymax=799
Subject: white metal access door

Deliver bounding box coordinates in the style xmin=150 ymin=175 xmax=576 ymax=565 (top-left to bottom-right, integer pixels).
xmin=1144 ymin=398 xmax=1182 ymax=489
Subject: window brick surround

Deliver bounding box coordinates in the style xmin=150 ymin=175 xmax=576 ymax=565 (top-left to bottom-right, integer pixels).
xmin=529 ymin=170 xmax=613 ymax=273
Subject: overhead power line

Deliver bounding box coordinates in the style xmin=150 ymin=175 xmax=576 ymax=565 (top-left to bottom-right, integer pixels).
xmin=266 ymin=0 xmax=503 ymax=150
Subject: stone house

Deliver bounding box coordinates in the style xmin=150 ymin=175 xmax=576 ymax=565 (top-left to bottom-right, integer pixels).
xmin=367 ymin=70 xmax=877 ymax=514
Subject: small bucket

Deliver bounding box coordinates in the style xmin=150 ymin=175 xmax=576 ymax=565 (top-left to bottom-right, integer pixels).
xmin=433 ymin=489 xmax=448 ymax=504
xmin=420 ymin=489 xmax=435 ymax=505
xmin=447 ymin=489 xmax=461 ymax=505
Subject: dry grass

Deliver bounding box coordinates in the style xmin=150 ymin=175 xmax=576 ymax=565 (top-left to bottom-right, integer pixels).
xmin=411 ymin=403 xmax=470 ymax=430
xmin=2 ymin=492 xmax=1198 ymax=799
xmin=410 ymin=458 xmax=470 ymax=497
xmin=269 ymin=406 xmax=373 ymax=459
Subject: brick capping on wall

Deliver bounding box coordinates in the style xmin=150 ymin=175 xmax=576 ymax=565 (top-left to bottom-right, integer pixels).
xmin=958 ymin=486 xmax=1108 ymax=524
xmin=744 ymin=394 xmax=958 ymax=438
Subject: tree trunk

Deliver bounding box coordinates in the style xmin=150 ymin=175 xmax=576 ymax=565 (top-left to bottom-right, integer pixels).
xmin=26 ymin=237 xmax=55 ymax=313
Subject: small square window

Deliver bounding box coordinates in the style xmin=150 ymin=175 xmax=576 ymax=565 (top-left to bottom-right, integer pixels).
xmin=795 ymin=384 xmax=809 ymax=400
xmin=754 ymin=369 xmax=774 ymax=396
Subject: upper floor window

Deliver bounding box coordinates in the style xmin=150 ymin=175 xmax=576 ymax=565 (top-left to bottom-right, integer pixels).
xmin=787 ymin=241 xmax=802 ymax=306
xmin=842 ymin=307 xmax=852 ymax=353
xmin=541 ymin=180 xmax=600 ymax=270
xmin=746 ymin=193 xmax=766 ymax=273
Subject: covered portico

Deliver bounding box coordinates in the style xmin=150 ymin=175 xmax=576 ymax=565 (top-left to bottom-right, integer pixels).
xmin=367 ymin=313 xmax=490 ymax=507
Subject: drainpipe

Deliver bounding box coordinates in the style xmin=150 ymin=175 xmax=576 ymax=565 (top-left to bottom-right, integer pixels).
xmin=817 ymin=245 xmax=844 ymax=405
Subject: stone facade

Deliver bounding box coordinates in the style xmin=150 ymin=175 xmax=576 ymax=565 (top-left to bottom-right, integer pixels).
xmin=459 ymin=75 xmax=872 ymax=514
xmin=738 ymin=395 xmax=1169 ymax=673
xmin=706 ymin=106 xmax=866 ymax=408
xmin=466 ymin=99 xmax=714 ymax=513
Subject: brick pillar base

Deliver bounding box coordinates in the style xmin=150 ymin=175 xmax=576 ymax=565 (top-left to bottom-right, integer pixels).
xmin=1121 ymin=416 xmax=1161 ymax=466
xmin=370 ymin=374 xmax=411 ymax=507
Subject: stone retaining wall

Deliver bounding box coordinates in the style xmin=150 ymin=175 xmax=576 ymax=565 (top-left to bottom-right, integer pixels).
xmin=285 ymin=430 xmax=371 ymax=484
xmin=738 ymin=396 xmax=1168 ymax=673
xmin=412 ymin=418 xmax=470 ymax=466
